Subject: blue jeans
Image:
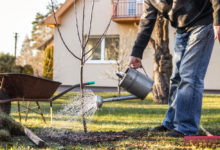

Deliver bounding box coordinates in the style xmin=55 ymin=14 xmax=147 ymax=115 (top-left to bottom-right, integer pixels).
xmin=162 ymin=24 xmax=215 ymax=136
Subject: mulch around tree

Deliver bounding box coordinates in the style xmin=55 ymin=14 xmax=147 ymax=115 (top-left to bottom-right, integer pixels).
xmin=42 ymin=129 xmax=155 ymax=145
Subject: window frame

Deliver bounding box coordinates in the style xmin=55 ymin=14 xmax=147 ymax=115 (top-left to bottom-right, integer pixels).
xmin=136 ymin=0 xmax=144 ymax=3
xmin=86 ymin=35 xmax=119 ymax=64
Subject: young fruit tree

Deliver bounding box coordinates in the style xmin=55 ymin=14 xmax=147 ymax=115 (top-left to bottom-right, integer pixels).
xmin=50 ymin=0 xmax=119 ymax=133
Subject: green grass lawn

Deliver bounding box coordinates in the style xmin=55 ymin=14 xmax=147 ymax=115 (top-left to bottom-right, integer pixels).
xmin=0 ymin=92 xmax=220 ymax=150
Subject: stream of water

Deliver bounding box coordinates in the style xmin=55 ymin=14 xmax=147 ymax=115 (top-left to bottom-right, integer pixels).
xmin=56 ymin=90 xmax=98 ymax=122
xmin=43 ymin=90 xmax=98 ymax=137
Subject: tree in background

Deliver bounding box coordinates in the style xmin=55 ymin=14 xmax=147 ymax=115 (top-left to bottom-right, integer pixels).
xmin=31 ymin=13 xmax=54 ymax=49
xmin=149 ymin=15 xmax=172 ymax=104
xmin=0 ymin=53 xmax=34 ymax=75
xmin=43 ymin=45 xmax=54 ymax=79
xmin=0 ymin=53 xmax=16 ymax=73
xmin=16 ymin=36 xmax=33 ymax=66
xmin=31 ymin=1 xmax=60 ymax=49
xmin=16 ymin=2 xmax=60 ymax=76
xmin=16 ymin=36 xmax=44 ymax=76
xmin=22 ymin=64 xmax=34 ymax=75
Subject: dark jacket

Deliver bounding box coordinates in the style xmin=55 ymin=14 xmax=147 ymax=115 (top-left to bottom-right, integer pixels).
xmin=131 ymin=0 xmax=220 ymax=59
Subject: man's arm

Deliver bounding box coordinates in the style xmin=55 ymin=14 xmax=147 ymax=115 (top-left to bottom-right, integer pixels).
xmin=131 ymin=0 xmax=158 ymax=59
xmin=214 ymin=26 xmax=220 ymax=43
xmin=210 ymin=0 xmax=220 ymax=43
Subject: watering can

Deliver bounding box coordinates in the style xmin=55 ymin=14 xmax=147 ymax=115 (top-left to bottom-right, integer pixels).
xmin=96 ymin=67 xmax=154 ymax=108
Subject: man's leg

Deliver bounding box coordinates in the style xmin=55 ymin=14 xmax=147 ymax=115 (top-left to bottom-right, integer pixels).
xmin=171 ymin=24 xmax=214 ymax=136
xmin=162 ymin=32 xmax=189 ymax=130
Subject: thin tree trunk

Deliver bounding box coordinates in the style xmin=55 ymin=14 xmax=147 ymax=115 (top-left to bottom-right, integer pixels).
xmin=80 ymin=0 xmax=88 ymax=134
xmin=150 ymin=15 xmax=172 ymax=104
xmin=80 ymin=62 xmax=87 ymax=133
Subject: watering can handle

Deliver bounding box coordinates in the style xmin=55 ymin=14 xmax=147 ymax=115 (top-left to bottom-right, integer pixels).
xmin=129 ymin=66 xmax=149 ymax=77
xmin=141 ymin=66 xmax=149 ymax=77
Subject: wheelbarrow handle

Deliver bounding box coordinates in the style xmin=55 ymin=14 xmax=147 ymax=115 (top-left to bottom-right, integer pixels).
xmin=51 ymin=81 xmax=95 ymax=101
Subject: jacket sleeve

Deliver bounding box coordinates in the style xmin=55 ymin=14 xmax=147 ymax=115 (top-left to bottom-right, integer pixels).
xmin=131 ymin=0 xmax=158 ymax=59
xmin=210 ymin=0 xmax=220 ymax=25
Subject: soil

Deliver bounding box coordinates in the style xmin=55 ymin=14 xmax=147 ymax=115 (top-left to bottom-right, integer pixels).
xmin=42 ymin=129 xmax=152 ymax=145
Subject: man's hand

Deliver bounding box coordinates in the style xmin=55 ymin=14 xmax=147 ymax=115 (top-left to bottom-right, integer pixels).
xmin=214 ymin=26 xmax=220 ymax=43
xmin=129 ymin=56 xmax=142 ymax=69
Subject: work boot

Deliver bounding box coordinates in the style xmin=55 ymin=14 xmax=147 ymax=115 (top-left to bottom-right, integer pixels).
xmin=165 ymin=130 xmax=184 ymax=137
xmin=151 ymin=125 xmax=169 ymax=132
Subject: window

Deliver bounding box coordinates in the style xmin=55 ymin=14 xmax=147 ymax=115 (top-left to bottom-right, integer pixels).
xmin=128 ymin=0 xmax=136 ymax=16
xmin=126 ymin=0 xmax=144 ymax=16
xmin=86 ymin=36 xmax=119 ymax=63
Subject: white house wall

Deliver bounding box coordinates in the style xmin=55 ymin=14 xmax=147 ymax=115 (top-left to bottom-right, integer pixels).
xmin=205 ymin=42 xmax=220 ymax=90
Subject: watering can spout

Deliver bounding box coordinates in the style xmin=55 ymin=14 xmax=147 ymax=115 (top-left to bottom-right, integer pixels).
xmin=96 ymin=95 xmax=103 ymax=108
xmin=96 ymin=95 xmax=138 ymax=108
xmin=116 ymin=72 xmax=125 ymax=78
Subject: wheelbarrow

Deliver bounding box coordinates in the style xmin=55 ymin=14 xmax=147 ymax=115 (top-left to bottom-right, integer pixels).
xmin=0 ymin=73 xmax=95 ymax=123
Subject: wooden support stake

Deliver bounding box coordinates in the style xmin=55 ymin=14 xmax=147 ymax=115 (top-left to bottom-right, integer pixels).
xmin=50 ymin=101 xmax=53 ymax=124
xmin=25 ymin=101 xmax=31 ymax=121
xmin=17 ymin=101 xmax=21 ymax=122
xmin=35 ymin=101 xmax=46 ymax=124
xmin=0 ymin=76 xmax=4 ymax=89
xmin=23 ymin=126 xmax=45 ymax=147
xmin=0 ymin=113 xmax=45 ymax=147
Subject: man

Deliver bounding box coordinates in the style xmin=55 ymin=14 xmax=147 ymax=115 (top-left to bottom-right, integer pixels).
xmin=129 ymin=0 xmax=220 ymax=137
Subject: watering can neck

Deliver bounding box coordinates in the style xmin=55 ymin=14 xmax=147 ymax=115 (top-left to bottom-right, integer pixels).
xmin=116 ymin=72 xmax=125 ymax=78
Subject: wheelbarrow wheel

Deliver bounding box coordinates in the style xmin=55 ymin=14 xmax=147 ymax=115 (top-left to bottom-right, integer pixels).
xmin=0 ymin=89 xmax=11 ymax=115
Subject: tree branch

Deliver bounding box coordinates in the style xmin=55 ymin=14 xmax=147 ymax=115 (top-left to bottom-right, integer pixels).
xmin=74 ymin=0 xmax=82 ymax=46
xmin=84 ymin=0 xmax=95 ymax=47
xmin=50 ymin=0 xmax=81 ymax=61
xmin=82 ymin=0 xmax=86 ymax=50
xmin=83 ymin=0 xmax=119 ymax=62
